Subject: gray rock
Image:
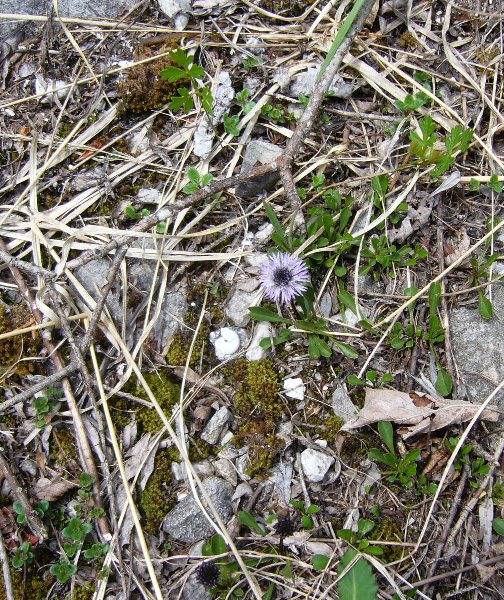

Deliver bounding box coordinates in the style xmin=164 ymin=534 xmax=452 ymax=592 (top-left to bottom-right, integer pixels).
xmin=224 ymin=282 xmax=262 ymax=327
xmin=154 ymin=289 xmax=188 ymax=351
xmin=74 ymin=259 xmax=121 ymax=321
xmin=214 ymin=458 xmax=237 ymax=486
xmin=289 ymin=67 xmax=353 ymax=99
xmin=449 ymin=284 xmax=504 ymax=413
xmin=162 ymin=477 xmax=234 ymax=543
xmin=300 ymin=448 xmax=335 ymax=483
xmin=201 ymin=406 xmax=231 ymax=445
xmin=182 ymin=573 xmax=212 ymax=600
xmin=1 ymin=0 xmax=139 ymax=48
xmin=331 ymin=384 xmax=358 ymax=423
xmin=235 ymin=140 xmax=283 ymax=198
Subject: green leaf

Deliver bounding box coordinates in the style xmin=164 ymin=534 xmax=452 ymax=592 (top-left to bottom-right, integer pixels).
xmin=357 ymin=519 xmax=375 ymax=538
xmin=262 ymin=584 xmax=276 ymax=600
xmin=169 ymin=49 xmax=193 ymax=69
xmin=289 ymin=499 xmax=305 ymax=510
xmin=338 ymin=549 xmax=378 ymax=600
xmin=187 ymin=167 xmax=201 ymax=185
xmin=183 ymin=182 xmax=200 ymax=195
xmin=337 ymin=529 xmax=354 ymax=542
xmin=187 ymin=64 xmax=205 ymax=79
xmin=435 ymin=369 xmax=453 ymax=397
xmin=124 ymin=205 xmax=138 ymax=219
xmin=211 ymin=533 xmax=228 ymax=555
xmin=312 ymin=554 xmax=330 ymax=571
xmin=428 ymin=282 xmax=442 ymax=316
xmin=368 ymin=449 xmax=397 ymax=468
xmin=493 ymin=518 xmax=504 ymax=536
xmin=301 ymin=515 xmax=314 ymax=529
xmin=249 ymin=307 xmax=291 ymax=324
xmin=201 ymin=173 xmax=214 ymax=187
xmin=308 ymin=335 xmax=332 ymax=359
xmin=347 ymin=374 xmax=367 ymax=387
xmin=307 ymin=504 xmax=320 ymax=515
xmin=280 ymin=560 xmax=294 ymax=580
xmin=333 ymin=340 xmax=359 ymax=359
xmin=160 ymin=65 xmax=187 ymax=83
xmin=168 ymin=87 xmax=194 ymax=113
xmin=339 ymin=289 xmax=358 ymax=315
xmin=50 ymin=560 xmax=77 ymax=584
xmin=238 ymin=511 xmax=266 ymax=535
xmin=378 ymin=421 xmax=395 ymax=455
xmin=478 ymin=292 xmax=494 ymax=320
xmin=263 ymin=201 xmax=288 ymax=248
xmin=62 ymin=517 xmax=93 ymax=542
xmin=199 ymin=86 xmax=214 ymax=116
xmin=223 ymin=113 xmax=241 ymax=137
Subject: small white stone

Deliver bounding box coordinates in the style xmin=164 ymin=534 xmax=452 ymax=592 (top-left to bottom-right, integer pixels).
xmin=210 ymin=327 xmax=241 ymax=360
xmin=283 ymin=377 xmax=305 ymax=401
xmin=300 ymin=448 xmax=335 ymax=483
xmin=246 ymin=322 xmax=272 ymax=361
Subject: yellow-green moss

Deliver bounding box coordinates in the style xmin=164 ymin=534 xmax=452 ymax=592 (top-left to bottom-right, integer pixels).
xmin=0 ymin=303 xmax=43 ymax=382
xmin=259 ymin=0 xmax=313 ymax=16
xmin=374 ymin=518 xmax=406 ymax=562
xmin=63 ymin=586 xmax=95 ymax=600
xmin=227 ymin=358 xmax=283 ymax=420
xmin=166 ymin=322 xmax=210 ymax=368
xmin=50 ymin=427 xmax=80 ymax=469
xmin=235 ymin=419 xmax=283 ymax=478
xmin=0 ymin=562 xmax=52 ymax=600
xmin=129 ymin=371 xmax=181 ymax=433
xmin=117 ymin=42 xmax=188 ymax=113
xmin=139 ymin=448 xmax=175 ymax=534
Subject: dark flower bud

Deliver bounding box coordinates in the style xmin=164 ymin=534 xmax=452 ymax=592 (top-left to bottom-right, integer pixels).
xmin=275 ymin=515 xmax=295 ymax=537
xmin=195 ymin=560 xmax=221 ymax=588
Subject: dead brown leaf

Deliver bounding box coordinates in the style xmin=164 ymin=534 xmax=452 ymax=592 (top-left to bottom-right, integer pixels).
xmin=33 ymin=476 xmax=77 ymax=501
xmin=341 ymin=388 xmax=500 ymax=439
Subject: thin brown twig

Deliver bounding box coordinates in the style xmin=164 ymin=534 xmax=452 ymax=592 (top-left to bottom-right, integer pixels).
xmin=0 ymin=527 xmax=14 ymax=600
xmin=0 ymin=452 xmax=48 ymax=541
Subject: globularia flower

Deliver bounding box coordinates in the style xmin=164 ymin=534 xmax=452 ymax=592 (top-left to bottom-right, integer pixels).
xmin=259 ymin=252 xmax=310 ymax=304
xmin=195 ymin=560 xmax=221 ymax=588
xmin=274 ymin=515 xmax=295 ymax=537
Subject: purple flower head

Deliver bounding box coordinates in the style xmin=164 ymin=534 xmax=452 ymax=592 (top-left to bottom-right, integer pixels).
xmin=195 ymin=560 xmax=220 ymax=588
xmin=259 ymin=252 xmax=310 ymax=304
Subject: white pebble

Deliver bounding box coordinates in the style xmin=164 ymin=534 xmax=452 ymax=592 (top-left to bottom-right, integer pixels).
xmin=210 ymin=327 xmax=241 ymax=360
xmin=283 ymin=377 xmax=305 ymax=401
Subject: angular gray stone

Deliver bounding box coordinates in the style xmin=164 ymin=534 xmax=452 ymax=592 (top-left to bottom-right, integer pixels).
xmin=182 ymin=573 xmax=212 ymax=600
xmin=162 ymin=477 xmax=234 ymax=543
xmin=201 ymin=406 xmax=231 ymax=445
xmin=331 ymin=384 xmax=358 ymax=423
xmin=74 ymin=259 xmax=121 ymax=321
xmin=1 ymin=0 xmax=139 ymax=48
xmin=449 ymin=284 xmax=504 ymax=414
xmin=235 ymin=140 xmax=283 ymax=198
xmin=154 ymin=289 xmax=187 ymax=350
xmin=224 ymin=283 xmax=262 ymax=327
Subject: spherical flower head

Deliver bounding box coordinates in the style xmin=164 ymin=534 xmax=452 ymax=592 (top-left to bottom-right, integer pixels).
xmin=195 ymin=560 xmax=221 ymax=588
xmin=259 ymin=252 xmax=310 ymax=305
xmin=274 ymin=515 xmax=295 ymax=537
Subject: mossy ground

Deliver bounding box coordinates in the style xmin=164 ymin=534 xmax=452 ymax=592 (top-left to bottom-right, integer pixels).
xmin=139 ymin=448 xmax=176 ymax=534
xmin=117 ymin=41 xmax=188 ymax=114
xmin=0 ymin=302 xmax=44 ymax=384
xmin=113 ymin=370 xmax=181 ymax=432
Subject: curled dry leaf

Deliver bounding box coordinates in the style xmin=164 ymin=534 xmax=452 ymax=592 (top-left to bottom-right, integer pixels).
xmin=33 ymin=476 xmax=77 ymax=501
xmin=445 ymin=228 xmax=470 ymax=266
xmin=341 ymin=388 xmax=500 ymax=440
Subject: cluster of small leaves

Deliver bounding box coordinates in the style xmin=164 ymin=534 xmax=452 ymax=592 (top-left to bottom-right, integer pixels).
xmin=348 ymin=370 xmax=394 ymax=388
xmin=249 ymin=305 xmax=358 ymax=361
xmin=444 ymin=437 xmax=490 ymax=488
xmin=34 ymin=387 xmax=64 ymax=428
xmin=222 ymin=89 xmax=256 ymax=137
xmin=338 ymin=518 xmax=384 ymax=556
xmin=290 ymin=499 xmax=320 ymax=530
xmin=409 ymin=116 xmax=473 ymax=177
xmin=260 ymin=102 xmax=295 ymax=124
xmin=360 ymin=234 xmax=427 ymax=280
xmin=124 ymin=205 xmax=167 ymax=234
xmin=183 ymin=167 xmax=214 ymax=194
xmin=395 ymin=90 xmax=430 ymax=112
xmin=11 ymin=541 xmax=34 ymax=569
xmin=160 ymin=49 xmax=213 ymax=115
xmin=369 ymin=422 xmax=437 ymax=494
